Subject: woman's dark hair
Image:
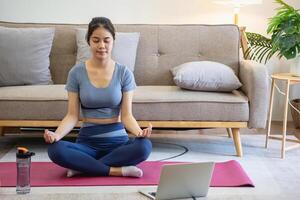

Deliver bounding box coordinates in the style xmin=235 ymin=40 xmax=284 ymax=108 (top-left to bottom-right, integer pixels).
xmin=86 ymin=17 xmax=115 ymax=45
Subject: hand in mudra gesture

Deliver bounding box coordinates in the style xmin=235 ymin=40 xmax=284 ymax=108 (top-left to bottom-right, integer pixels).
xmin=43 ymin=129 xmax=58 ymax=143
xmin=137 ymin=123 xmax=152 ymax=138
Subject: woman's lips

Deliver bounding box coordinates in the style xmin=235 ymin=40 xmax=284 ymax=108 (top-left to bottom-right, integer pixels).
xmin=96 ymin=51 xmax=106 ymax=54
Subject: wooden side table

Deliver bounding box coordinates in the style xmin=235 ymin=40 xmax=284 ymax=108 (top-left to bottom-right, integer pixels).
xmin=266 ymin=73 xmax=300 ymax=158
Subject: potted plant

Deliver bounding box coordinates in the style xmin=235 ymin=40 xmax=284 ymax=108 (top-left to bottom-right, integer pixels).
xmin=245 ymin=0 xmax=300 ymax=69
xmin=267 ymin=0 xmax=300 ymax=76
xmin=245 ymin=0 xmax=300 ymax=128
xmin=268 ymin=0 xmax=300 ymax=128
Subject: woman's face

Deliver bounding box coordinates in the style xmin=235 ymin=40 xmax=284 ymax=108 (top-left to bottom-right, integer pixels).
xmin=89 ymin=27 xmax=114 ymax=61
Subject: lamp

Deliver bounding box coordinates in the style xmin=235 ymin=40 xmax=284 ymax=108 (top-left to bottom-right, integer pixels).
xmin=214 ymin=0 xmax=262 ymax=25
xmin=214 ymin=0 xmax=262 ymax=59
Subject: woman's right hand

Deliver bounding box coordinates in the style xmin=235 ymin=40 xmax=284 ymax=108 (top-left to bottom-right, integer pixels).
xmin=43 ymin=129 xmax=58 ymax=143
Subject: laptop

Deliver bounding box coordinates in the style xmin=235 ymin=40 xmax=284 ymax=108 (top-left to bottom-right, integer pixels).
xmin=139 ymin=162 xmax=215 ymax=200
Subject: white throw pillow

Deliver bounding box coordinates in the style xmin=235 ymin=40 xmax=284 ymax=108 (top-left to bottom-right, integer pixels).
xmin=0 ymin=26 xmax=55 ymax=86
xmin=170 ymin=61 xmax=242 ymax=92
xmin=76 ymin=28 xmax=140 ymax=71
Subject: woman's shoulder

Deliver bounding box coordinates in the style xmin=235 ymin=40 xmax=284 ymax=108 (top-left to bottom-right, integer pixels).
xmin=71 ymin=62 xmax=85 ymax=71
xmin=115 ymin=62 xmax=132 ymax=75
xmin=68 ymin=62 xmax=85 ymax=75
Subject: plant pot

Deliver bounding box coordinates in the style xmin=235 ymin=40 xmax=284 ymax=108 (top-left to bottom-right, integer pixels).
xmin=290 ymin=99 xmax=300 ymax=129
xmin=290 ymin=56 xmax=300 ymax=77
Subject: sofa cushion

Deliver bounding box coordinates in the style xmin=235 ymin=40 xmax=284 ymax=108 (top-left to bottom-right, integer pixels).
xmin=76 ymin=28 xmax=140 ymax=71
xmin=0 ymin=85 xmax=67 ymax=100
xmin=0 ymin=26 xmax=55 ymax=86
xmin=0 ymin=85 xmax=248 ymax=121
xmin=0 ymin=85 xmax=69 ymax=120
xmin=132 ymin=86 xmax=249 ymax=121
xmin=170 ymin=61 xmax=242 ymax=92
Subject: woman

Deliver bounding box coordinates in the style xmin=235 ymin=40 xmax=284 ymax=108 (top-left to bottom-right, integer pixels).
xmin=44 ymin=17 xmax=152 ymax=178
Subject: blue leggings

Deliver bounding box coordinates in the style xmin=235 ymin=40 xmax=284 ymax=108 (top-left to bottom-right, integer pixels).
xmin=47 ymin=123 xmax=152 ymax=176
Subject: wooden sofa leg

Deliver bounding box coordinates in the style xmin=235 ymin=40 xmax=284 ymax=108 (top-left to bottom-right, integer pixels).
xmin=0 ymin=126 xmax=4 ymax=136
xmin=232 ymin=128 xmax=243 ymax=157
xmin=226 ymin=128 xmax=232 ymax=138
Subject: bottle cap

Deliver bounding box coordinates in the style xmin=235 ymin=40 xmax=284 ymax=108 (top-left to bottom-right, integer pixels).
xmin=16 ymin=147 xmax=35 ymax=158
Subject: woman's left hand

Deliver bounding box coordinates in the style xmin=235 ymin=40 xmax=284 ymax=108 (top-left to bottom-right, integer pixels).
xmin=137 ymin=123 xmax=152 ymax=138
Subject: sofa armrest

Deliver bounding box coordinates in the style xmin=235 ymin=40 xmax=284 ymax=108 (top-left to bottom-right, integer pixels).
xmin=239 ymin=60 xmax=269 ymax=129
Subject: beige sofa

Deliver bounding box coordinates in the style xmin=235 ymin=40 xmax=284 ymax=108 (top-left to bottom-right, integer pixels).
xmin=0 ymin=21 xmax=269 ymax=157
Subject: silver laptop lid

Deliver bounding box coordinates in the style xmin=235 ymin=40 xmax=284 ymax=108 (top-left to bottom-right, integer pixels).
xmin=156 ymin=162 xmax=214 ymax=200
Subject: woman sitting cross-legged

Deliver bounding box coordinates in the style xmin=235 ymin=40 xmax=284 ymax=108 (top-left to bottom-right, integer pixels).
xmin=44 ymin=17 xmax=152 ymax=178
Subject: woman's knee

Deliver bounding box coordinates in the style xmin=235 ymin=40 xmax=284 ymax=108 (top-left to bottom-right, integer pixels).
xmin=47 ymin=141 xmax=66 ymax=162
xmin=135 ymin=138 xmax=152 ymax=160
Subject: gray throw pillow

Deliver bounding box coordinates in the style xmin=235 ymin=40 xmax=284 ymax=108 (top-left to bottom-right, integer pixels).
xmin=0 ymin=26 xmax=55 ymax=86
xmin=170 ymin=61 xmax=242 ymax=92
xmin=76 ymin=28 xmax=140 ymax=71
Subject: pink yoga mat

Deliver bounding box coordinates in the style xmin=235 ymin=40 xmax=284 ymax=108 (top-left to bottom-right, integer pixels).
xmin=0 ymin=160 xmax=254 ymax=187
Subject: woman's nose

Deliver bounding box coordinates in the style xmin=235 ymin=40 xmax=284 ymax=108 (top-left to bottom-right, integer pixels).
xmin=98 ymin=41 xmax=105 ymax=48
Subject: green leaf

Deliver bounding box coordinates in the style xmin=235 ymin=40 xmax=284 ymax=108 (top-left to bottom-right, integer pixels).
xmin=267 ymin=0 xmax=300 ymax=60
xmin=244 ymin=32 xmax=274 ymax=63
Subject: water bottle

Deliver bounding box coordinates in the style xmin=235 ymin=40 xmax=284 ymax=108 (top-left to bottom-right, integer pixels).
xmin=16 ymin=147 xmax=35 ymax=194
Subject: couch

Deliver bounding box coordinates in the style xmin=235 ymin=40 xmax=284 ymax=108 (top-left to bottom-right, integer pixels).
xmin=0 ymin=21 xmax=269 ymax=157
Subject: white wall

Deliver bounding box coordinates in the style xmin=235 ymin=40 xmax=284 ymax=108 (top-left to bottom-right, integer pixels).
xmin=0 ymin=0 xmax=293 ymax=33
xmin=1 ymin=0 xmax=300 ymax=121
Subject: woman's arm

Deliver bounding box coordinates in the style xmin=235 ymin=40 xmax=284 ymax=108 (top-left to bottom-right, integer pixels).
xmin=44 ymin=92 xmax=80 ymax=143
xmin=121 ymin=91 xmax=152 ymax=137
